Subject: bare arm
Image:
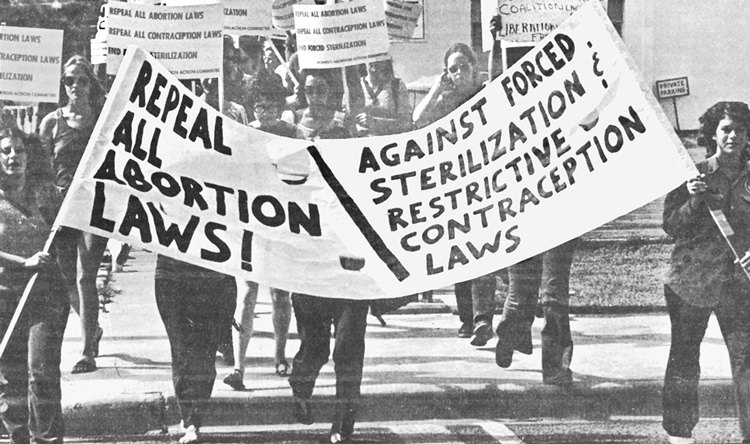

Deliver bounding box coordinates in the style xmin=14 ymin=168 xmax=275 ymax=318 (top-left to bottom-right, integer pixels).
xmin=488 ymin=15 xmax=504 ymax=81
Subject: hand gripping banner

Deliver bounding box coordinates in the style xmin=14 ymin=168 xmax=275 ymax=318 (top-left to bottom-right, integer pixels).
xmin=56 ymin=1 xmax=696 ymax=300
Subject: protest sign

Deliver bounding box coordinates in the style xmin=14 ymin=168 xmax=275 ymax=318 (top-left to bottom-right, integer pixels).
xmin=106 ymin=2 xmax=223 ymax=78
xmin=0 ymin=26 xmax=63 ymax=103
xmin=385 ymin=0 xmax=422 ymax=40
xmin=312 ymin=1 xmax=696 ymax=291
xmin=273 ymin=0 xmax=315 ymax=31
xmin=59 ymin=3 xmax=696 ymax=300
xmin=293 ymin=0 xmax=390 ymax=69
xmin=481 ymin=0 xmax=608 ymax=50
xmin=222 ymin=0 xmax=274 ymax=34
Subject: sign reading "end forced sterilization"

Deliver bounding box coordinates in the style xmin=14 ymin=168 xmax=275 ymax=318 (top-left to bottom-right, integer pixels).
xmin=654 ymin=76 xmax=689 ymax=99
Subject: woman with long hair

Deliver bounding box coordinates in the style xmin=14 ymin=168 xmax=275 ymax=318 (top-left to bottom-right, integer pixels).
xmin=39 ymin=55 xmax=107 ymax=374
xmin=354 ymin=58 xmax=412 ymax=136
xmin=662 ymin=101 xmax=750 ymax=444
xmin=0 ymin=112 xmax=69 ymax=444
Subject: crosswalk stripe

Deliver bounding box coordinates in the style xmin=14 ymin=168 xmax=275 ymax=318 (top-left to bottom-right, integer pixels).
xmin=387 ymin=423 xmax=463 ymax=444
xmin=474 ymin=421 xmax=525 ymax=443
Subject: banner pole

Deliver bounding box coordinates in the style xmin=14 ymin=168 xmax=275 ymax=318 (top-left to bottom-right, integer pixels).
xmin=0 ymin=227 xmax=58 ymax=360
xmin=707 ymin=202 xmax=750 ymax=283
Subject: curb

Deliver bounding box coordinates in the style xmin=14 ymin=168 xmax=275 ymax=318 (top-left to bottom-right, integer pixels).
xmin=62 ymin=380 xmax=736 ymax=436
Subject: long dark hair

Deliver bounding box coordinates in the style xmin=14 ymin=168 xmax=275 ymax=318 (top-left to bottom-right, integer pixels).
xmin=59 ymin=55 xmax=106 ymax=111
xmin=0 ymin=122 xmax=53 ymax=189
xmin=698 ymin=101 xmax=750 ymax=157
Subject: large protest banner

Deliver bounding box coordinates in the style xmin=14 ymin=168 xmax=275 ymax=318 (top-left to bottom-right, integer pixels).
xmin=481 ymin=0 xmax=608 ymax=50
xmin=106 ymin=2 xmax=223 ymax=78
xmin=293 ymin=0 xmax=390 ymax=69
xmin=58 ymin=2 xmax=696 ymax=300
xmin=0 ymin=26 xmax=63 ymax=103
xmin=311 ymin=1 xmax=696 ymax=290
xmin=384 ymin=0 xmax=422 ymax=40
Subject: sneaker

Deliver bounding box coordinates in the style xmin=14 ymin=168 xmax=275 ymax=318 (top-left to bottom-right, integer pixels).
xmin=222 ymin=370 xmax=245 ymax=391
xmin=666 ymin=436 xmax=695 ymax=444
xmin=470 ymin=321 xmax=493 ymax=347
xmin=179 ymin=421 xmax=200 ymax=444
xmin=457 ymin=321 xmax=473 ymax=338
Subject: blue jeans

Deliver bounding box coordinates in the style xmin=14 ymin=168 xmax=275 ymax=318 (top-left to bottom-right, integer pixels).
xmin=496 ymin=238 xmax=578 ymax=380
xmin=0 ymin=270 xmax=68 ymax=444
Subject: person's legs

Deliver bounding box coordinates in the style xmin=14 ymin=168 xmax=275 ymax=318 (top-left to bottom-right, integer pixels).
xmin=270 ymin=287 xmax=292 ymax=374
xmin=330 ymin=299 xmax=369 ymax=440
xmin=715 ymin=295 xmax=750 ymax=443
xmin=495 ymin=255 xmax=541 ymax=367
xmin=52 ymin=227 xmax=80 ymax=316
xmin=289 ymin=294 xmax=332 ymax=424
xmin=156 ymin=268 xmax=235 ymax=434
xmin=73 ymin=232 xmax=107 ymax=372
xmin=0 ymin=303 xmax=32 ymax=444
xmin=470 ymin=273 xmax=497 ymax=346
xmin=539 ymin=239 xmax=578 ymax=385
xmin=27 ymin=274 xmax=69 ymax=444
xmin=224 ymin=278 xmax=258 ymax=390
xmin=455 ymin=280 xmax=473 ymax=338
xmin=662 ymin=285 xmax=711 ymax=440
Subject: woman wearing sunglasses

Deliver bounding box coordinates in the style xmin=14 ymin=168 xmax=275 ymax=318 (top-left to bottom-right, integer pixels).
xmin=39 ymin=55 xmax=108 ymax=374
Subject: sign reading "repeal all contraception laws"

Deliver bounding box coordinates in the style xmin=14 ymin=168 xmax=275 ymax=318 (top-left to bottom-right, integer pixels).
xmin=59 ymin=2 xmax=696 ymax=300
xmin=106 ymin=2 xmax=223 ymax=78
xmin=0 ymin=26 xmax=63 ymax=103
xmin=294 ymin=0 xmax=390 ymax=69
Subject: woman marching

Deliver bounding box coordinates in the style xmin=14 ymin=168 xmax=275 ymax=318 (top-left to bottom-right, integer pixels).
xmin=0 ymin=112 xmax=69 ymax=444
xmin=39 ymin=55 xmax=108 ymax=374
xmin=662 ymin=101 xmax=750 ymax=444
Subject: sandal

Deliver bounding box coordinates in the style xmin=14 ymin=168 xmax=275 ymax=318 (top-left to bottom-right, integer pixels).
xmin=71 ymin=357 xmax=97 ymax=374
xmin=275 ymin=360 xmax=290 ymax=377
xmin=92 ymin=327 xmax=103 ymax=358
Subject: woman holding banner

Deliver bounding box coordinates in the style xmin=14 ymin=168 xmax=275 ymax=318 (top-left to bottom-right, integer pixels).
xmin=285 ymin=68 xmax=367 ymax=444
xmin=0 ymin=113 xmax=68 ymax=444
xmin=411 ymin=42 xmax=499 ymax=344
xmin=662 ymin=101 xmax=750 ymax=444
xmin=39 ymin=55 xmax=107 ymax=374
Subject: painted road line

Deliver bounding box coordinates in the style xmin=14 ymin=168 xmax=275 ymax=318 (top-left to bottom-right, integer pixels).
xmin=474 ymin=421 xmax=525 ymax=443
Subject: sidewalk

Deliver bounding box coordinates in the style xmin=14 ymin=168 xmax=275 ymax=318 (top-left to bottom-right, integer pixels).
xmin=58 ymin=248 xmax=735 ymax=437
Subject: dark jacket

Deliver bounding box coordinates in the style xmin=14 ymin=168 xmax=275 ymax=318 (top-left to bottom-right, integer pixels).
xmin=663 ymin=155 xmax=750 ymax=307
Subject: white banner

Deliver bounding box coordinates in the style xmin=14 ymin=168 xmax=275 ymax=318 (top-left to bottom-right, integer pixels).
xmin=106 ymin=2 xmax=223 ymax=78
xmin=58 ymin=2 xmax=695 ymax=299
xmin=482 ymin=0 xmax=608 ymax=50
xmin=384 ymin=0 xmax=422 ymax=40
xmin=0 ymin=26 xmax=63 ymax=103
xmin=293 ymin=0 xmax=390 ymax=69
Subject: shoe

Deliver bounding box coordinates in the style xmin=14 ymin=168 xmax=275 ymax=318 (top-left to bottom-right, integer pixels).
xmin=331 ymin=402 xmax=356 ymax=443
xmin=223 ymin=369 xmax=245 ymax=391
xmin=179 ymin=421 xmax=200 ymax=444
xmin=457 ymin=321 xmax=473 ymax=338
xmin=71 ymin=356 xmax=97 ymax=374
xmin=470 ymin=321 xmax=493 ymax=347
xmin=275 ymin=360 xmax=290 ymax=377
xmin=543 ymin=369 xmax=573 ymax=388
xmin=494 ymin=337 xmax=514 ymax=368
xmin=666 ymin=435 xmax=695 ymax=444
xmin=293 ymin=398 xmax=314 ymax=425
xmin=330 ymin=432 xmax=353 ymax=443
